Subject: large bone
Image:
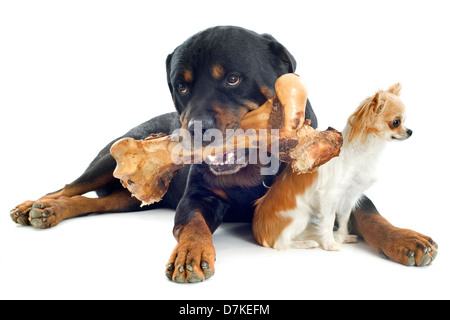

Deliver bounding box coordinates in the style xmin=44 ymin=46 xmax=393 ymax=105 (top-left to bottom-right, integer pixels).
xmin=110 ymin=74 xmax=342 ymax=205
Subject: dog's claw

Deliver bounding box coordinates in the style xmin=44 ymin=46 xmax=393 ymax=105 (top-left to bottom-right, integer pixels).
xmin=431 ymin=249 xmax=438 ymax=259
xmin=174 ymin=268 xmax=186 ymax=283
xmin=430 ymin=239 xmax=438 ymax=249
xmin=407 ymin=251 xmax=415 ymax=266
xmin=165 ymin=263 xmax=175 ymax=280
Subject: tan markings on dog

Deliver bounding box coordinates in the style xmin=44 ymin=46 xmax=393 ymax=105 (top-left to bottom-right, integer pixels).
xmin=253 ymin=168 xmax=318 ymax=248
xmin=183 ymin=70 xmax=193 ymax=83
xmin=180 ymin=111 xmax=190 ymax=130
xmin=207 ymin=187 xmax=229 ymax=201
xmin=25 ymin=189 xmax=141 ymax=229
xmin=212 ymin=64 xmax=225 ymax=79
xmin=47 ymin=173 xmax=115 ymax=200
xmin=351 ymin=209 xmax=436 ymax=266
xmin=242 ymin=100 xmax=260 ymax=111
xmin=212 ymin=102 xmax=246 ymax=130
xmin=260 ymin=86 xmax=274 ymax=99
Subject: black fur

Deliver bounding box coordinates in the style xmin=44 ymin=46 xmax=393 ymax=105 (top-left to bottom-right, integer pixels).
xmin=75 ymin=26 xmax=317 ymax=232
xmin=165 ymin=26 xmax=316 ymax=232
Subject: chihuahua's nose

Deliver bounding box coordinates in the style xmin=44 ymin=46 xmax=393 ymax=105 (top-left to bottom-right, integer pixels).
xmin=406 ymin=129 xmax=413 ymax=137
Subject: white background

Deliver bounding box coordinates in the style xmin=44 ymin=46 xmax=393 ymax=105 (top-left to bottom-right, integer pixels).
xmin=1 ymin=0 xmax=449 ymax=300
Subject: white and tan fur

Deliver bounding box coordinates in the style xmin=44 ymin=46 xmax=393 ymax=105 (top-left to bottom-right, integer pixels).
xmin=253 ymin=83 xmax=412 ymax=251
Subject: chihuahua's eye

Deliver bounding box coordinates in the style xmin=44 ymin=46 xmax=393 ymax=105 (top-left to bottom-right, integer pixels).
xmin=393 ymin=119 xmax=401 ymax=128
xmin=178 ymin=82 xmax=188 ymax=95
xmin=226 ymin=74 xmax=240 ymax=86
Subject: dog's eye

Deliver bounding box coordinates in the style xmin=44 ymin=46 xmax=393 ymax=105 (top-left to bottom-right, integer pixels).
xmin=226 ymin=75 xmax=240 ymax=86
xmin=178 ymin=82 xmax=188 ymax=95
xmin=393 ymin=119 xmax=401 ymax=128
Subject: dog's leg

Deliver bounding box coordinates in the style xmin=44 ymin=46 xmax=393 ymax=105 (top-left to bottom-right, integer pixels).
xmin=166 ymin=211 xmax=217 ymax=283
xmin=165 ymin=177 xmax=229 ymax=283
xmin=10 ymin=152 xmax=140 ymax=227
xmin=316 ymin=200 xmax=340 ymax=251
xmin=350 ymin=195 xmax=438 ymax=266
xmin=11 ymin=177 xmax=142 ymax=229
xmin=334 ymin=206 xmax=358 ymax=244
xmin=26 ymin=189 xmax=141 ymax=229
xmin=11 ymin=150 xmax=114 ymax=225
xmin=271 ymin=207 xmax=313 ymax=250
xmin=11 ymin=181 xmax=112 ymax=227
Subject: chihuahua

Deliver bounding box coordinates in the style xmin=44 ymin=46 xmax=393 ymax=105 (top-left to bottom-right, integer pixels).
xmin=253 ymin=83 xmax=412 ymax=251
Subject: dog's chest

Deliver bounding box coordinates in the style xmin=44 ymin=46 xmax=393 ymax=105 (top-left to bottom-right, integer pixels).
xmin=346 ymin=164 xmax=376 ymax=196
xmin=318 ymin=146 xmax=379 ymax=202
xmin=340 ymin=150 xmax=379 ymax=198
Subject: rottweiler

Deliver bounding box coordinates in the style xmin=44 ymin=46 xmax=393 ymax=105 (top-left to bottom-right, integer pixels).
xmin=11 ymin=26 xmax=437 ymax=283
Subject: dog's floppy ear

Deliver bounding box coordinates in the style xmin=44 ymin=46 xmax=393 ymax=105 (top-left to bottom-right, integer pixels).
xmin=166 ymin=52 xmax=183 ymax=114
xmin=387 ymin=83 xmax=402 ymax=96
xmin=262 ymin=33 xmax=297 ymax=73
xmin=166 ymin=53 xmax=174 ymax=94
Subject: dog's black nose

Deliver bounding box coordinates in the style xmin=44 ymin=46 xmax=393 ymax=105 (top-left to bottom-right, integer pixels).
xmin=407 ymin=129 xmax=413 ymax=136
xmin=187 ymin=116 xmax=216 ymax=138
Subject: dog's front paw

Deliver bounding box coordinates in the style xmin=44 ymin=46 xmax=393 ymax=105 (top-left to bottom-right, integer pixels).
xmin=28 ymin=200 xmax=64 ymax=229
xmin=322 ymin=240 xmax=341 ymax=251
xmin=10 ymin=200 xmax=35 ymax=226
xmin=380 ymin=228 xmax=438 ymax=266
xmin=11 ymin=199 xmax=65 ymax=229
xmin=166 ymin=239 xmax=215 ymax=283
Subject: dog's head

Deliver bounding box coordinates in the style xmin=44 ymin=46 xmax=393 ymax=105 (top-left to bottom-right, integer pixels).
xmin=348 ymin=83 xmax=413 ymax=143
xmin=166 ymin=26 xmax=297 ymax=176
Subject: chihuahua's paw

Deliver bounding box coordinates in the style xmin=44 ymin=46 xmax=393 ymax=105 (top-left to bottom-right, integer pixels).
xmin=323 ymin=240 xmax=341 ymax=251
xmin=334 ymin=232 xmax=358 ymax=244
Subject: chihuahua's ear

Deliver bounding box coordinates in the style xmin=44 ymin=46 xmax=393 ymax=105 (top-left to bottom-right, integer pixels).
xmin=371 ymin=92 xmax=386 ymax=114
xmin=387 ymin=83 xmax=402 ymax=96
